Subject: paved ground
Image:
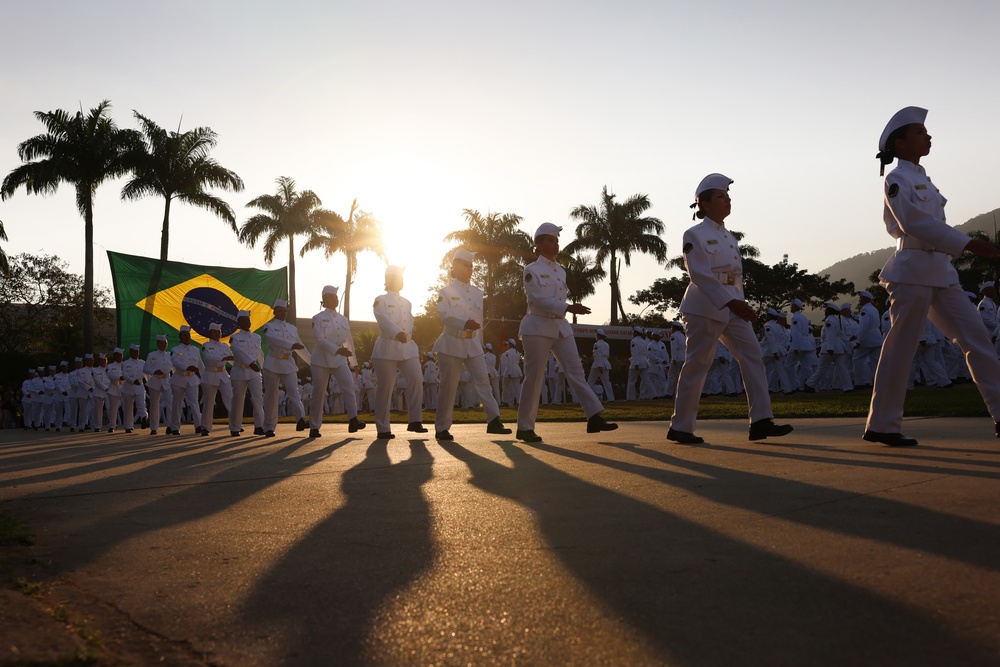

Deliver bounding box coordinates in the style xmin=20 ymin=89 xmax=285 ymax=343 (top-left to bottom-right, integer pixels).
xmin=2 ymin=416 xmax=1000 ymax=666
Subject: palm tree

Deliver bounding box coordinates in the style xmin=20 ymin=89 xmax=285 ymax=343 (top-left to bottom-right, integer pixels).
xmin=299 ymin=199 xmax=386 ymax=319
xmin=558 ymin=251 xmax=606 ymax=324
xmin=121 ymin=112 xmax=244 ymax=261
xmin=238 ymin=176 xmax=330 ymax=322
xmin=565 ymin=186 xmax=667 ymax=324
xmin=0 ymin=219 xmax=9 ymax=276
xmin=1 ymin=100 xmax=136 ymax=350
xmin=444 ymin=209 xmax=533 ymax=320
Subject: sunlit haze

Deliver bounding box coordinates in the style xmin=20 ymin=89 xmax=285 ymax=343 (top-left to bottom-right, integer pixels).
xmin=2 ymin=0 xmax=998 ymax=325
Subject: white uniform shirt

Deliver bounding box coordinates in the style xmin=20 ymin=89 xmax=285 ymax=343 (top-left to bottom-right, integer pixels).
xmin=229 ymin=330 xmax=264 ymax=380
xmin=629 ymin=336 xmax=648 ymax=369
xmin=978 ymin=297 xmax=998 ymax=331
xmin=857 ymin=303 xmax=885 ymax=348
xmin=201 ymin=340 xmax=233 ymax=387
xmin=262 ymin=319 xmax=305 ymax=374
xmin=171 ymin=343 xmax=205 ymax=387
xmin=819 ymin=315 xmax=848 ymax=354
xmin=143 ymin=350 xmax=172 ymax=390
xmin=484 ymin=351 xmax=499 ymax=378
xmin=592 ymin=339 xmax=612 ymax=370
xmin=790 ymin=311 xmax=815 ymax=351
xmin=879 ymin=159 xmax=970 ymax=287
xmin=105 ymin=361 xmax=124 ymax=397
xmin=433 ymin=279 xmax=486 ymax=358
xmin=680 ymin=217 xmax=745 ymax=322
xmin=311 ymin=308 xmax=356 ymax=368
xmin=500 ymin=348 xmax=523 ymax=378
xmin=121 ymin=357 xmax=145 ymax=395
xmin=372 ymin=291 xmax=418 ymax=361
xmin=518 ymin=256 xmax=573 ymax=340
xmin=669 ymin=331 xmax=686 ymax=363
xmin=760 ymin=321 xmax=787 ymax=358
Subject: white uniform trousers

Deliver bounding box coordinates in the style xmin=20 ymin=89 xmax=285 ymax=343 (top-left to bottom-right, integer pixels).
xmin=230 ymin=376 xmax=264 ymax=433
xmin=170 ymin=381 xmax=202 ymax=432
xmin=852 ymin=346 xmax=881 ymax=387
xmin=105 ymin=393 xmax=121 ymax=430
xmin=120 ymin=389 xmax=141 ymax=430
xmin=372 ymin=357 xmax=423 ymax=433
xmin=147 ymin=385 xmax=171 ymax=431
xmin=626 ymin=366 xmax=652 ymax=400
xmin=670 ymin=314 xmax=773 ymax=433
xmin=764 ymin=354 xmax=794 ymax=393
xmin=48 ymin=395 xmax=65 ymax=430
xmin=787 ymin=350 xmax=817 ymax=390
xmin=89 ymin=395 xmax=107 ymax=431
xmin=666 ymin=361 xmax=683 ymax=397
xmin=310 ymin=364 xmax=358 ymax=429
xmin=263 ymin=369 xmax=304 ymax=432
xmin=517 ymin=335 xmax=603 ymax=431
xmin=30 ymin=398 xmax=46 ymax=428
xmin=201 ymin=384 xmax=222 ymax=432
xmin=73 ymin=396 xmax=90 ymax=430
xmin=867 ymin=283 xmax=1000 ymax=433
xmin=588 ymin=366 xmax=615 ymax=402
xmin=423 ymin=383 xmax=438 ymax=410
xmin=807 ymin=352 xmax=852 ymax=392
xmin=502 ymin=376 xmax=521 ymax=405
xmin=435 ymin=354 xmax=500 ymax=432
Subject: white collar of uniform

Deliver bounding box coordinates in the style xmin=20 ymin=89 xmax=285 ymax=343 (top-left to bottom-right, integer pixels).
xmin=451 ymin=278 xmax=470 ymax=289
xmin=538 ymin=256 xmax=558 ymax=267
xmin=896 ymin=159 xmax=925 ymax=175
xmin=704 ymin=217 xmax=726 ymax=231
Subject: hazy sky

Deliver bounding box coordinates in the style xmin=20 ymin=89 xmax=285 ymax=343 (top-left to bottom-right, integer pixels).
xmin=2 ymin=0 xmax=998 ymax=324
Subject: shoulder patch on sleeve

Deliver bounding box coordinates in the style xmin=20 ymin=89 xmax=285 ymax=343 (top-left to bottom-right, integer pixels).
xmin=437 ymin=294 xmax=443 ymax=302
xmin=887 ymin=183 xmax=899 ymax=198
xmin=683 ymin=242 xmax=693 ymax=254
xmin=524 ymin=272 xmax=532 ymax=282
xmin=373 ymin=298 xmax=380 ymax=308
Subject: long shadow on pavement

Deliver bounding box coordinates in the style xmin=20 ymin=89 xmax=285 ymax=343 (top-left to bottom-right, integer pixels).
xmin=439 ymin=439 xmax=996 ymax=666
xmin=239 ymin=439 xmax=435 ymax=665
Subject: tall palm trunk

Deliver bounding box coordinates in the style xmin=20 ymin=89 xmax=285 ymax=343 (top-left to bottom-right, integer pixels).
xmin=609 ymin=250 xmax=619 ymax=325
xmin=83 ymin=192 xmax=95 ymax=351
xmin=287 ymin=235 xmax=297 ymax=322
xmin=343 ymin=252 xmax=355 ymax=319
xmin=160 ymin=196 xmax=172 ymax=261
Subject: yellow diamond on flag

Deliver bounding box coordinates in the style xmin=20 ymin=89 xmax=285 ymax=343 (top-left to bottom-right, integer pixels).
xmin=136 ymin=273 xmax=274 ymax=345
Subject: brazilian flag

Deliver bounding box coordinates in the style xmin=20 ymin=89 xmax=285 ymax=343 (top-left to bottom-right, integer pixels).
xmin=107 ymin=251 xmax=287 ymax=351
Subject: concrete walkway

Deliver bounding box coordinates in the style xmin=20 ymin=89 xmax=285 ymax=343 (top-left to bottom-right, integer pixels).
xmin=2 ymin=417 xmax=1000 ymax=666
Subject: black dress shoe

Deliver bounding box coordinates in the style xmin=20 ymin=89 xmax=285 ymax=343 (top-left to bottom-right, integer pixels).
xmin=149 ymin=429 xmax=157 ymax=435
xmin=486 ymin=417 xmax=512 ymax=435
xmin=749 ymin=419 xmax=793 ymax=441
xmin=377 ymin=432 xmax=395 ymax=440
xmin=803 ymin=384 xmax=817 ymax=393
xmin=407 ymin=422 xmax=428 ymax=433
xmin=516 ymin=429 xmax=542 ymax=443
xmin=995 ymin=422 xmax=1000 ymax=439
xmin=309 ymin=429 xmax=321 ymax=438
xmin=125 ymin=429 xmax=133 ymax=434
xmin=253 ymin=427 xmax=265 ymax=435
xmin=863 ymin=430 xmax=918 ymax=447
xmin=107 ymin=428 xmax=114 ymax=433
xmin=435 ymin=430 xmax=454 ymax=441
xmin=230 ymin=431 xmax=240 ymax=437
xmin=201 ymin=428 xmax=210 ymax=436
xmin=667 ymin=427 xmax=704 ymax=444
xmin=265 ymin=430 xmax=276 ymax=438
xmin=296 ymin=418 xmax=307 ymax=432
xmin=141 ymin=418 xmax=149 ymax=429
xmin=586 ymin=414 xmax=619 ymax=433
xmin=349 ymin=417 xmax=366 ymax=433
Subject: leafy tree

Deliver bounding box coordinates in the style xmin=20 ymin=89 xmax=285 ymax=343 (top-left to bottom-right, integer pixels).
xmin=1 ymin=100 xmax=136 ymax=350
xmin=565 ymin=186 xmax=667 ymax=324
xmin=0 ymin=252 xmax=113 ymax=358
xmin=443 ymin=210 xmax=533 ymax=320
xmin=953 ymin=230 xmax=1000 ymax=293
xmin=239 ymin=176 xmax=332 ymax=322
xmin=121 ymin=112 xmax=244 ymax=261
xmin=300 ymin=199 xmax=386 ymax=319
xmin=558 ymin=251 xmax=606 ymax=323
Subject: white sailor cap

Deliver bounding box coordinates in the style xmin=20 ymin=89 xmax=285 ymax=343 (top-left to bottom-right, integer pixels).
xmin=273 ymin=299 xmax=287 ymax=308
xmin=507 ymin=338 xmax=517 ymax=346
xmin=452 ymin=248 xmax=476 ymax=264
xmin=595 ymin=328 xmax=606 ymax=337
xmin=534 ymin=222 xmax=562 ymax=240
xmin=633 ymin=326 xmax=644 ymax=334
xmin=322 ymin=285 xmax=339 ymax=296
xmin=824 ymin=302 xmax=838 ymax=310
xmin=74 ymin=357 xmax=82 ymax=362
xmin=179 ymin=325 xmax=191 ymax=333
xmin=59 ymin=360 xmax=68 ymax=366
xmin=209 ymin=323 xmax=222 ymax=332
xmin=48 ymin=365 xmax=56 ymax=371
xmin=156 ymin=334 xmax=168 ymax=342
xmin=671 ymin=320 xmax=683 ymax=328
xmin=766 ymin=308 xmax=780 ymax=317
xmin=425 ymin=351 xmax=434 ymax=359
xmin=129 ymin=344 xmax=139 ymax=351
xmin=966 ymin=291 xmax=978 ymax=299
xmin=485 ymin=343 xmax=493 ymax=350
xmin=28 ymin=368 xmax=36 ymax=374
xmin=840 ymin=303 xmax=852 ymax=311
xmin=113 ymin=347 xmax=123 ymax=354
xmin=792 ymin=298 xmax=804 ymax=308
xmin=981 ymin=281 xmax=995 ymax=292
xmin=779 ymin=312 xmax=789 ymax=320
xmin=879 ymin=106 xmax=927 ymax=152
xmin=237 ymin=310 xmax=250 ymax=318
xmin=84 ymin=353 xmax=93 ymax=359
xmin=694 ymin=173 xmax=734 ymax=203
xmin=859 ymin=290 xmax=873 ymax=299
xmin=650 ymin=330 xmax=662 ymax=337
xmin=385 ymin=265 xmax=405 ymax=278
